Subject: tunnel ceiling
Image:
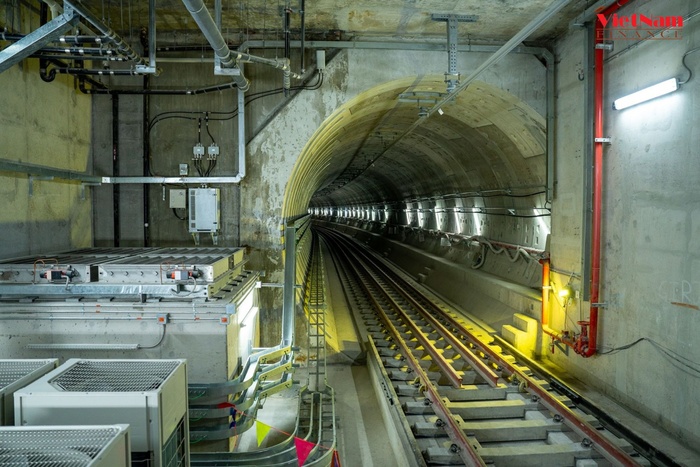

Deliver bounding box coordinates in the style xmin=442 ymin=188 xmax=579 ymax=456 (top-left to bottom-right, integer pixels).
xmin=284 ymin=76 xmax=546 ymax=218
xmin=74 ymin=0 xmax=588 ymax=45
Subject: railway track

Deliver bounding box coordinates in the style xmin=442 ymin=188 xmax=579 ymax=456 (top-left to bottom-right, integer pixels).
xmin=316 ymin=226 xmax=650 ymax=467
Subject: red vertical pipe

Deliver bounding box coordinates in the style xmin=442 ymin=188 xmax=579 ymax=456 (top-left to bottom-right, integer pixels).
xmin=541 ymin=258 xmax=550 ymax=327
xmin=584 ymin=0 xmax=632 ymax=357
xmin=586 ymin=23 xmax=604 ymax=357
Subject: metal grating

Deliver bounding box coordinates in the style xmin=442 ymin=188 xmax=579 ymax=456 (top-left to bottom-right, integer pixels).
xmin=104 ymin=254 xmax=232 ymax=266
xmin=51 ymin=361 xmax=180 ymax=392
xmin=0 ymin=427 xmax=120 ymax=467
xmin=0 ymin=361 xmax=53 ymax=390
xmin=162 ymin=418 xmax=187 ymax=467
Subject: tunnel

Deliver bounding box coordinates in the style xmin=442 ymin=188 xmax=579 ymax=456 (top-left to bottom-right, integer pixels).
xmin=284 ymin=76 xmax=547 ymax=219
xmin=1 ymin=0 xmax=699 ymax=465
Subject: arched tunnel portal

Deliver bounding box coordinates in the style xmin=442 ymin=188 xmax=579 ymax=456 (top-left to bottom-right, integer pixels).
xmin=283 ymin=76 xmax=548 ymax=229
xmin=278 ymin=75 xmax=551 ymax=350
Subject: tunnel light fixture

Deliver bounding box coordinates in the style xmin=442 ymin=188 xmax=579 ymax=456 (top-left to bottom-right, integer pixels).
xmin=613 ymin=78 xmax=678 ymax=110
xmin=558 ymin=285 xmax=572 ymax=298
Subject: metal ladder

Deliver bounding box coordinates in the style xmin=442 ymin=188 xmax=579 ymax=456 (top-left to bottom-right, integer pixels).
xmin=306 ymin=234 xmax=327 ymax=393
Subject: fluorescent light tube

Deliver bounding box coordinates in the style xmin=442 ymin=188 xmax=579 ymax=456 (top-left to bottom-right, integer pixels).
xmin=613 ymin=78 xmax=679 ymax=110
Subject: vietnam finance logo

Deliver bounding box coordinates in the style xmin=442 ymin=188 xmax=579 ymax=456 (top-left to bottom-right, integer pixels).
xmin=597 ymin=13 xmax=683 ymax=40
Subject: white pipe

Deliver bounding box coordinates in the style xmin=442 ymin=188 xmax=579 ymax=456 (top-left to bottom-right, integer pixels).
xmin=181 ymin=0 xmax=250 ymax=91
xmin=238 ymin=88 xmax=246 ymax=179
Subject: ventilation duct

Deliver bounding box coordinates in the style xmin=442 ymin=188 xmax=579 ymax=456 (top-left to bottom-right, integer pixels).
xmin=0 ymin=425 xmax=130 ymax=467
xmin=0 ymin=359 xmax=58 ymax=426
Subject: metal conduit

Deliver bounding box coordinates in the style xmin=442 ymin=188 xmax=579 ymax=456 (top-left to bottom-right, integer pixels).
xmin=237 ymin=88 xmax=246 ymax=179
xmin=63 ymin=1 xmax=148 ymax=68
xmin=428 ymin=0 xmax=573 ymax=116
xmin=180 ymin=0 xmax=250 ymax=91
xmin=282 ymin=218 xmax=297 ymax=348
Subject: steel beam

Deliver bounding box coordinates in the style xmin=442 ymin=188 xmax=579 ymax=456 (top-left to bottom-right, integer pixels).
xmin=64 ymin=0 xmax=149 ymax=68
xmin=240 ymin=39 xmax=547 ymax=56
xmin=544 ymin=49 xmax=555 ymax=204
xmin=0 ymin=5 xmax=79 ymax=73
xmin=429 ymin=0 xmax=573 ymax=117
xmin=101 ymin=176 xmax=242 ymax=184
xmin=147 ymin=0 xmax=157 ymax=71
xmin=0 ymin=158 xmax=102 ymax=183
xmin=431 ymin=14 xmax=479 ymax=92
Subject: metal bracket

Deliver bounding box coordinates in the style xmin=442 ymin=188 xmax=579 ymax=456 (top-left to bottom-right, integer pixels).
xmin=591 ymin=302 xmax=607 ymax=307
xmin=444 ymin=72 xmax=460 ymax=83
xmin=594 ymin=137 xmax=611 ymax=143
xmin=432 ymin=13 xmax=478 ymax=93
xmin=101 ymin=176 xmax=243 ymax=184
xmin=398 ymin=91 xmax=448 ymax=105
xmin=134 ymin=65 xmax=159 ymax=75
xmin=214 ymin=56 xmax=243 ymax=76
xmin=80 ymin=182 xmax=101 ymax=201
xmin=430 ymin=14 xmax=479 ymax=22
xmin=595 ymin=42 xmax=614 ymax=51
xmin=0 ymin=5 xmax=79 ymax=73
xmin=28 ymin=175 xmax=55 ymax=197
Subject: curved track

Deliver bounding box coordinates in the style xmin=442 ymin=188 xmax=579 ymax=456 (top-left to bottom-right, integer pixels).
xmin=317 ymin=226 xmax=650 ymax=467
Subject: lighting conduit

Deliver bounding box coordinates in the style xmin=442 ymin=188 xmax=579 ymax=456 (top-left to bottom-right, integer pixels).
xmin=582 ymin=0 xmax=632 ymax=357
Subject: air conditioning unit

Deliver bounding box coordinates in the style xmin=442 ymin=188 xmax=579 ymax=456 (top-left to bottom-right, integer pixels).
xmin=14 ymin=359 xmax=189 ymax=467
xmin=0 ymin=425 xmax=131 ymax=467
xmin=0 ymin=359 xmax=58 ymax=425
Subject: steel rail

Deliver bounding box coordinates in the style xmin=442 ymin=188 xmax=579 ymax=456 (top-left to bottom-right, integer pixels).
xmin=325 ymin=227 xmax=643 ymax=467
xmin=396 ymin=275 xmax=644 ymax=465
xmin=346 ymin=238 xmax=502 ymax=388
xmin=355 ymin=260 xmax=464 ymax=388
xmin=333 ymin=243 xmax=485 ymax=466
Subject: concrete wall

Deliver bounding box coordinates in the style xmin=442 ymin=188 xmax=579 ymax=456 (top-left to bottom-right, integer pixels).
xmin=92 ymin=94 xmax=147 ymax=247
xmin=0 ymin=62 xmax=93 ymax=259
xmin=242 ymin=48 xmax=547 ymax=344
xmin=319 ymin=219 xmax=542 ymax=333
xmin=549 ymin=0 xmax=700 ymax=446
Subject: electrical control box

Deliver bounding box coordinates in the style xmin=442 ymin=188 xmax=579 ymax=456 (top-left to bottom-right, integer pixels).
xmin=169 ymin=189 xmax=186 ymax=209
xmin=188 ymin=188 xmax=220 ymax=233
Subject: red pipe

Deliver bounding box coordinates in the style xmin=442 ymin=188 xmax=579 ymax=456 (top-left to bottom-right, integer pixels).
xmin=541 ymin=258 xmax=550 ymax=327
xmin=582 ymin=0 xmax=633 ymax=357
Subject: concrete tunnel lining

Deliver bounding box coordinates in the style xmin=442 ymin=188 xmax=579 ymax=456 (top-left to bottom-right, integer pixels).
xmin=282 ymin=75 xmax=547 ymax=219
